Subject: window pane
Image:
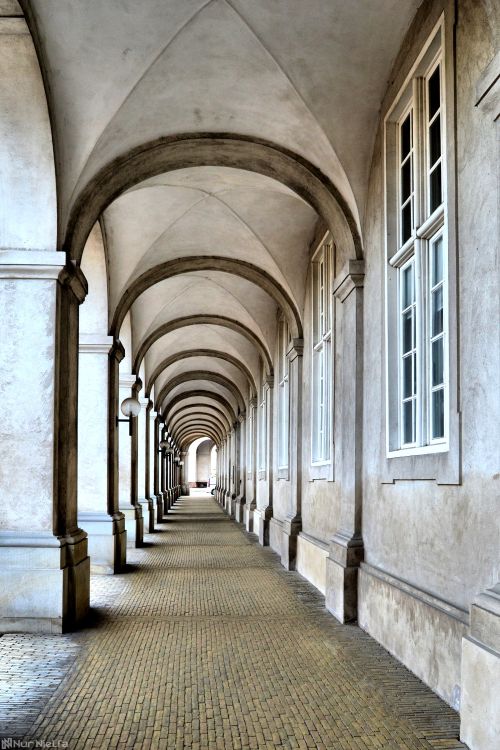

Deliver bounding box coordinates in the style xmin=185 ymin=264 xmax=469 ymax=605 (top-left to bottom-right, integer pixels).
xmin=402 ymin=311 xmax=413 ymax=353
xmin=430 ymin=163 xmax=442 ymax=212
xmin=432 ymin=389 xmax=445 ymax=439
xmin=401 ymin=159 xmax=412 ymax=202
xmin=429 ymin=115 xmax=441 ymax=165
xmin=428 ymin=66 xmax=440 ymax=119
xmin=403 ymin=355 xmax=413 ymax=397
xmin=432 ymin=286 xmax=443 ymax=336
xmin=402 ymin=201 xmax=412 ymax=243
xmin=432 ymin=236 xmax=443 ymax=285
xmin=403 ymin=400 xmax=414 ymax=444
xmin=402 ymin=264 xmax=414 ymax=308
xmin=401 ymin=113 xmax=411 ymax=158
xmin=432 ymin=339 xmax=444 ymax=386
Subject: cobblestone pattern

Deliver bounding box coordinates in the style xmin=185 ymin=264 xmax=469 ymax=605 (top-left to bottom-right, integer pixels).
xmin=1 ymin=495 xmax=466 ymax=749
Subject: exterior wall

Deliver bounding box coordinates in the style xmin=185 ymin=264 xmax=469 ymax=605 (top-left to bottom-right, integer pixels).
xmin=263 ymin=0 xmax=499 ymax=727
xmin=359 ymin=0 xmax=499 ymax=710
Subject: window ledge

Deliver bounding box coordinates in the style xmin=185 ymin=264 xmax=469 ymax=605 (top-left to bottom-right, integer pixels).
xmin=387 ymin=442 xmax=448 ymax=459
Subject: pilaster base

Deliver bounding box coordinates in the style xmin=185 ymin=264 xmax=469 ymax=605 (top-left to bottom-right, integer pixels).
xmin=0 ymin=529 xmax=90 ymax=633
xmin=78 ymin=511 xmax=126 ymax=574
xmin=460 ymin=584 xmax=500 ymax=749
xmin=120 ymin=504 xmax=144 ymax=547
xmin=280 ymin=515 xmax=302 ymax=570
xmin=139 ymin=497 xmax=155 ymax=534
xmin=325 ymin=531 xmax=364 ymax=623
xmin=234 ymin=498 xmax=245 ymax=523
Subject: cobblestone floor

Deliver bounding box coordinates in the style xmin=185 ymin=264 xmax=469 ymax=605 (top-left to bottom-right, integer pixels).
xmin=1 ymin=495 xmax=467 ymax=749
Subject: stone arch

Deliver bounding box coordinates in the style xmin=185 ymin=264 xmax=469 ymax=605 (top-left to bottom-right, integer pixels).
xmin=180 ymin=430 xmax=220 ymax=449
xmin=162 ymin=390 xmax=237 ymax=425
xmin=168 ymin=404 xmax=232 ymax=434
xmin=134 ymin=315 xmax=272 ymax=375
xmin=156 ymin=371 xmax=245 ymax=416
xmin=64 ymin=135 xmax=362 ymax=264
xmin=170 ymin=415 xmax=226 ymax=439
xmin=173 ymin=422 xmax=224 ymax=447
xmin=146 ymin=349 xmax=257 ymax=398
xmin=112 ymin=256 xmax=303 ymax=340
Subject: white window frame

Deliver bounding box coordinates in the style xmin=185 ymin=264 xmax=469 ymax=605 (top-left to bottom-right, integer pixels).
xmin=258 ymin=371 xmax=266 ymax=477
xmin=385 ymin=18 xmax=449 ymax=458
xmin=277 ymin=316 xmax=290 ymax=477
xmin=311 ymin=237 xmax=333 ymax=470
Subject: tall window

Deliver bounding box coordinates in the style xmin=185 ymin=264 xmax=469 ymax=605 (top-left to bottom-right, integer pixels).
xmin=258 ymin=369 xmax=266 ymax=473
xmin=386 ymin=24 xmax=448 ymax=454
xmin=312 ymin=239 xmax=333 ymax=464
xmin=277 ymin=317 xmax=290 ymax=473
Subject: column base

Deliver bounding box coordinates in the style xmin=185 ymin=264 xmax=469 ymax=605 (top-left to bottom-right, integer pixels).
xmin=139 ymin=497 xmax=155 ymax=533
xmin=153 ymin=494 xmax=163 ymax=523
xmin=460 ymin=584 xmax=500 ymax=749
xmin=163 ymin=490 xmax=171 ymax=512
xmin=244 ymin=502 xmax=256 ymax=533
xmin=78 ymin=511 xmax=126 ymax=574
xmin=234 ymin=497 xmax=245 ymax=523
xmin=120 ymin=504 xmax=144 ymax=547
xmin=325 ymin=531 xmax=364 ymax=623
xmin=0 ymin=529 xmax=90 ymax=633
xmin=280 ymin=515 xmax=302 ymax=570
xmin=255 ymin=507 xmax=273 ymax=546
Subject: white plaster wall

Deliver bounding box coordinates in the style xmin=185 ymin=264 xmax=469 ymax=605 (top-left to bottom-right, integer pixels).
xmin=0 ymin=278 xmax=57 ymax=531
xmin=358 ymin=0 xmax=499 ymax=707
xmin=361 ymin=0 xmax=499 ymax=614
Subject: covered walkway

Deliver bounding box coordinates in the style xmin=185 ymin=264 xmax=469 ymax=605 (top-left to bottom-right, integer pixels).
xmin=2 ymin=494 xmax=464 ymax=749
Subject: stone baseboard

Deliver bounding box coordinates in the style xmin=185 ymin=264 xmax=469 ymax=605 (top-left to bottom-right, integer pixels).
xmin=358 ymin=562 xmax=468 ymax=708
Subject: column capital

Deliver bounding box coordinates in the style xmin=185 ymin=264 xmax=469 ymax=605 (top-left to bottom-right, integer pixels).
xmin=333 ymin=259 xmax=365 ymax=303
xmin=286 ymin=338 xmax=304 ymax=361
xmin=238 ymin=412 xmax=247 ymax=423
xmin=110 ymin=339 xmax=125 ymax=363
xmin=79 ymin=334 xmax=114 ymax=354
xmin=119 ymin=373 xmax=137 ymax=389
xmin=59 ymin=262 xmax=88 ymax=304
xmin=264 ymin=375 xmax=274 ymax=390
xmin=248 ymin=397 xmax=258 ymax=409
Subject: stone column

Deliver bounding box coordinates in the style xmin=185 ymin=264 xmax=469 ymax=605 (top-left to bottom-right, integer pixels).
xmin=180 ymin=450 xmax=189 ymax=495
xmin=224 ymin=433 xmax=232 ymax=513
xmin=256 ymin=377 xmax=274 ymax=546
xmin=78 ymin=334 xmax=126 ymax=574
xmin=0 ymin=254 xmax=90 ymax=632
xmin=152 ymin=413 xmax=163 ymax=522
xmin=245 ymin=398 xmax=257 ymax=532
xmin=325 ymin=260 xmax=364 ymax=622
xmin=234 ymin=412 xmax=247 ymax=523
xmin=135 ymin=391 xmax=154 ymax=533
xmin=281 ymin=340 xmax=304 ymax=570
xmin=119 ymin=374 xmax=143 ymax=546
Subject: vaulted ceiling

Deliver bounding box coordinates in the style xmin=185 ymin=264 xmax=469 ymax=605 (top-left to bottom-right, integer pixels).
xmin=24 ymin=0 xmax=421 ymax=447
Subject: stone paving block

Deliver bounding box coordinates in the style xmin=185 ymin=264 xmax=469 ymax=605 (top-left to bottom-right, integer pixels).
xmin=0 ymin=495 xmax=466 ymax=750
